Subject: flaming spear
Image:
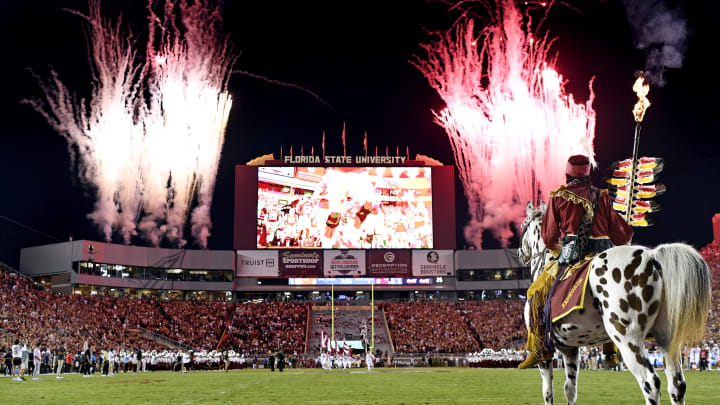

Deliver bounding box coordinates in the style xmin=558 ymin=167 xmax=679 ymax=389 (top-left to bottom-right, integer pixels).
xmin=607 ymin=75 xmax=665 ymax=227
xmin=626 ymin=76 xmax=651 ymax=223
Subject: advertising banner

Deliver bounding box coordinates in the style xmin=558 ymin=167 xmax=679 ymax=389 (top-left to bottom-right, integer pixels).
xmin=236 ymin=251 xmax=279 ymax=277
xmin=278 ymin=250 xmax=323 ymax=276
xmin=411 ymin=250 xmax=453 ymax=277
xmin=323 ymin=250 xmax=366 ymax=276
xmin=367 ymin=250 xmax=411 ymax=277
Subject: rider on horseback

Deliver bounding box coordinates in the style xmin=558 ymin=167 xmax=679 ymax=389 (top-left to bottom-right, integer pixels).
xmin=518 ymin=155 xmax=634 ymax=369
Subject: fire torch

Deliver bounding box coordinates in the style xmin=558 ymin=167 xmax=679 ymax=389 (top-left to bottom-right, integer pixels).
xmin=607 ymin=75 xmax=666 ymax=227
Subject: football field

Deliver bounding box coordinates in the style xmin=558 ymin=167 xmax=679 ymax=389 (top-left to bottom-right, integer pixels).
xmin=2 ymin=368 xmax=718 ymax=404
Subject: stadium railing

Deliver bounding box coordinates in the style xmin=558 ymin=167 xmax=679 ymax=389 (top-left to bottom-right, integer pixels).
xmin=138 ymin=327 xmax=193 ymax=351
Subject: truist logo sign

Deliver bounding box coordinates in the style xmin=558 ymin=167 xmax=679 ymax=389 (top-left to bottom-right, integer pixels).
xmin=240 ymin=258 xmax=275 ymax=267
xmin=236 ymin=251 xmax=279 ymax=276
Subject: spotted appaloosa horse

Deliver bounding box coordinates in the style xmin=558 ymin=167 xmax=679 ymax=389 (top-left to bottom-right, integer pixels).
xmin=519 ymin=201 xmax=711 ymax=405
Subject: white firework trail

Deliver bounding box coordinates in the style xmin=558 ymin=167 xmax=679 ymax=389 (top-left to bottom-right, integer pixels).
xmin=144 ymin=0 xmax=235 ymax=247
xmin=26 ymin=0 xmax=235 ymax=247
xmin=413 ymin=0 xmax=596 ymax=248
xmin=26 ymin=0 xmax=144 ymax=243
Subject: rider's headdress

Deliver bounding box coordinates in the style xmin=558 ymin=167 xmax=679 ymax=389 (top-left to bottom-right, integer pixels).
xmin=566 ymin=155 xmax=591 ymax=177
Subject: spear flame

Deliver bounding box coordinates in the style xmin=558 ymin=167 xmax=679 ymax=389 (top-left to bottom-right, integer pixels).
xmin=632 ymin=76 xmax=651 ymax=122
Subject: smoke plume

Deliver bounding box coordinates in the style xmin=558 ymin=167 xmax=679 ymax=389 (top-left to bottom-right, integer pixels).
xmin=622 ymin=0 xmax=688 ymax=86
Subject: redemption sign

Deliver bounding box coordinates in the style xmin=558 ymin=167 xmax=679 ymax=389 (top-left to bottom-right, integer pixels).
xmin=367 ymin=250 xmax=411 ymax=277
xmin=236 ymin=251 xmax=279 ymax=277
xmin=411 ymin=250 xmax=453 ymax=277
xmin=324 ymin=250 xmax=366 ymax=276
xmin=278 ymin=250 xmax=323 ymax=276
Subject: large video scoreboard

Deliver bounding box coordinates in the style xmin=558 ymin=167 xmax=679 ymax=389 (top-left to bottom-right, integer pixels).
xmin=234 ymin=161 xmax=455 ymax=251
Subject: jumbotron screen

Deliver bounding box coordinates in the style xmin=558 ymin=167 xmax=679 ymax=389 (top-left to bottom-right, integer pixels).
xmin=256 ymin=166 xmax=433 ymax=248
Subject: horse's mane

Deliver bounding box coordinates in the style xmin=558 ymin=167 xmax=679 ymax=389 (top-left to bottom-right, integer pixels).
xmin=521 ymin=209 xmax=544 ymax=236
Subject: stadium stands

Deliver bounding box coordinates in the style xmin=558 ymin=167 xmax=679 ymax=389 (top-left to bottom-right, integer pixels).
xmin=383 ymin=302 xmax=480 ymax=353
xmin=700 ymin=240 xmax=720 ymax=344
xmin=3 ymin=238 xmax=719 ymax=362
xmin=307 ymin=306 xmax=393 ymax=356
xmin=220 ymin=302 xmax=308 ymax=354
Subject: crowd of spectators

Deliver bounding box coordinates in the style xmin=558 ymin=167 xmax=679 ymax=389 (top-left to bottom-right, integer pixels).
xmin=15 ymin=236 xmax=720 ymax=359
xmin=383 ymin=302 xmax=481 ymax=354
xmin=221 ymin=302 xmax=308 ymax=354
xmin=3 ymin=266 xmax=530 ymax=358
xmin=459 ymin=300 xmax=525 ymax=349
xmin=700 ymin=239 xmax=720 ymax=344
xmin=0 ymin=268 xmax=306 ymax=356
xmin=0 ymin=269 xmax=155 ymax=356
xmin=160 ymin=301 xmax=232 ymax=350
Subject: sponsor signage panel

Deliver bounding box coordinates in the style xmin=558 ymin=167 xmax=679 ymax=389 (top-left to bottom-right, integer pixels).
xmin=411 ymin=250 xmax=453 ymax=277
xmin=278 ymin=250 xmax=323 ymax=276
xmin=324 ymin=250 xmax=366 ymax=276
xmin=323 ymin=249 xmax=365 ymax=276
xmin=367 ymin=250 xmax=410 ymax=276
xmin=236 ymin=251 xmax=279 ymax=277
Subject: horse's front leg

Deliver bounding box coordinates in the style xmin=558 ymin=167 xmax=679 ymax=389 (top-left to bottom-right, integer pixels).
xmin=539 ymin=358 xmax=554 ymax=405
xmin=559 ymin=347 xmax=579 ymax=405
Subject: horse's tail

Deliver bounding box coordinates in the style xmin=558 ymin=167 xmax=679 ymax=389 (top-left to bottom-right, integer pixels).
xmin=650 ymin=243 xmax=712 ymax=360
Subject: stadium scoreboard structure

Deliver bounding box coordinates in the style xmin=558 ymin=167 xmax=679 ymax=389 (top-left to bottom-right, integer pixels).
xmin=18 ymin=155 xmax=530 ymax=299
xmin=234 ymin=157 xmax=457 ymax=281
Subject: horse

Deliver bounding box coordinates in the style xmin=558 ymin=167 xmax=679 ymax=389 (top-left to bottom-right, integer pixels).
xmin=518 ymin=201 xmax=711 ymax=405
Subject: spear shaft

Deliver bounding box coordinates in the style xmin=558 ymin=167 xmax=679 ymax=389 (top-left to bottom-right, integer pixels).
xmin=625 ymin=122 xmax=642 ymax=224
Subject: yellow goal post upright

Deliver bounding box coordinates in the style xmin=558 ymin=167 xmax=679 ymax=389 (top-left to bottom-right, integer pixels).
xmin=371 ymin=281 xmax=375 ymax=352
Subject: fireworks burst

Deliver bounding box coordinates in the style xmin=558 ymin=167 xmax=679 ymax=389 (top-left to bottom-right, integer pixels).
xmin=25 ymin=0 xmax=235 ymax=247
xmin=413 ymin=0 xmax=596 ymax=248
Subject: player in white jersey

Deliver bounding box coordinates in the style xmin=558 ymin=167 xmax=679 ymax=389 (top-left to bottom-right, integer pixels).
xmin=11 ymin=340 xmax=22 ymax=381
xmin=20 ymin=343 xmax=30 ymax=380
xmin=320 ymin=353 xmax=332 ymax=370
xmin=365 ymin=351 xmax=375 ymax=372
xmin=33 ymin=343 xmax=42 ymax=380
xmin=108 ymin=349 xmax=115 ymax=376
xmin=182 ymin=351 xmax=191 ymax=373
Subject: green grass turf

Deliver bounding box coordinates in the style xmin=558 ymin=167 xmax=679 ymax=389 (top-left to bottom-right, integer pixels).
xmin=1 ymin=368 xmax=718 ymax=404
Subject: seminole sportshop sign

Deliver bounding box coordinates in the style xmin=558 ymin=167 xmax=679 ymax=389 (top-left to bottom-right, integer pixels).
xmin=278 ymin=250 xmax=323 ymax=276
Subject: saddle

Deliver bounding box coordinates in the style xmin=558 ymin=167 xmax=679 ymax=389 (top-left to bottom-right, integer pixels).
xmin=548 ymin=256 xmax=595 ymax=322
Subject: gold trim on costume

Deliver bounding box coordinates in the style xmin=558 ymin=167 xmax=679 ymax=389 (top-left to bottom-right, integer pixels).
xmin=550 ymin=185 xmax=594 ymax=219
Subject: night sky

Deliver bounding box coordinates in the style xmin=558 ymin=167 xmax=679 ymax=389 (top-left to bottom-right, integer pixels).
xmin=1 ymin=0 xmax=718 ymax=268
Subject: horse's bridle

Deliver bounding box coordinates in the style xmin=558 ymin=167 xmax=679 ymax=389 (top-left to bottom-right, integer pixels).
xmin=520 ymin=210 xmax=549 ymax=281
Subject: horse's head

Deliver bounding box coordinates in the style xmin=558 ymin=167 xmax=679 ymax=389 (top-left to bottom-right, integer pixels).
xmin=518 ymin=200 xmax=546 ymax=266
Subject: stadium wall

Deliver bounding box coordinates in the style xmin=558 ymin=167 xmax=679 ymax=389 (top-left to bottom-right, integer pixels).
xmin=19 ymin=241 xmax=530 ymax=295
